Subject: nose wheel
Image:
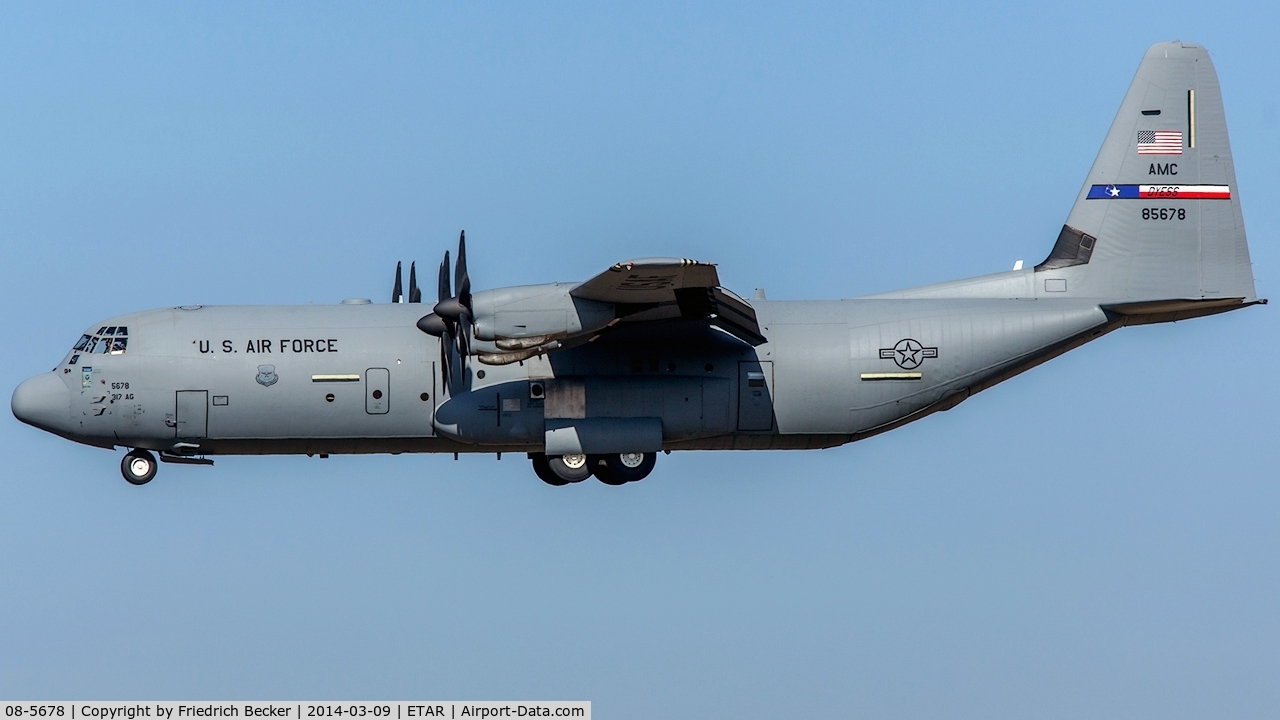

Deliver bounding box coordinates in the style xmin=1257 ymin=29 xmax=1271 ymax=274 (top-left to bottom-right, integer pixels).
xmin=121 ymin=449 xmax=157 ymax=485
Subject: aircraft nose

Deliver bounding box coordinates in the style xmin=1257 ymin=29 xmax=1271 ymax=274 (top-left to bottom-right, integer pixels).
xmin=12 ymin=372 xmax=70 ymax=434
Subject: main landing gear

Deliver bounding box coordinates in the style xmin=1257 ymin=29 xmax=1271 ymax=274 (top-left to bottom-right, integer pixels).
xmin=121 ymin=449 xmax=157 ymax=485
xmin=531 ymin=452 xmax=657 ymax=486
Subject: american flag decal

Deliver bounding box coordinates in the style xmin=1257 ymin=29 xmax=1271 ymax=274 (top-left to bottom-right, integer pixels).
xmin=1137 ymin=130 xmax=1183 ymax=155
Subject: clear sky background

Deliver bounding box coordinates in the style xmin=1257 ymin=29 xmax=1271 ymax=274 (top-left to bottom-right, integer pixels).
xmin=3 ymin=3 xmax=1279 ymax=718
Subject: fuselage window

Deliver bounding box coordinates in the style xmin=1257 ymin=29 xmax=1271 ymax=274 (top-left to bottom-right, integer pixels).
xmin=73 ymin=334 xmax=92 ymax=352
xmin=109 ymin=337 xmax=127 ymax=354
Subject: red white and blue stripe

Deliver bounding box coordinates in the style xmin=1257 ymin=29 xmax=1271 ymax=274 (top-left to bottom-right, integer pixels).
xmin=1087 ymin=184 xmax=1231 ymax=200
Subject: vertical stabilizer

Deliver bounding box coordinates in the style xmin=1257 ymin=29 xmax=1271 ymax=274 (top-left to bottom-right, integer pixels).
xmin=1037 ymin=42 xmax=1256 ymax=305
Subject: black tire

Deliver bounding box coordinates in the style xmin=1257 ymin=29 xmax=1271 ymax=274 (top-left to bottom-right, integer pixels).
xmin=592 ymin=455 xmax=628 ymax=485
xmin=531 ymin=453 xmax=569 ymax=486
xmin=121 ymin=449 xmax=157 ymax=485
xmin=603 ymin=452 xmax=656 ymax=483
xmin=548 ymin=453 xmax=591 ymax=483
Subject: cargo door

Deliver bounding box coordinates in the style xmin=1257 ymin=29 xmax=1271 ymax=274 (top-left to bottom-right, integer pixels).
xmin=737 ymin=361 xmax=774 ymax=431
xmin=175 ymin=390 xmax=208 ymax=439
xmin=366 ymin=368 xmax=390 ymax=414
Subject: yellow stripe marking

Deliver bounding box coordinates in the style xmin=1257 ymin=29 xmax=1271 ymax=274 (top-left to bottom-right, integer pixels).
xmin=860 ymin=372 xmax=923 ymax=381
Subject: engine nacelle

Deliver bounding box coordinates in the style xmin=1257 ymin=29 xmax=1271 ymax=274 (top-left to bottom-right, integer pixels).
xmin=469 ymin=283 xmax=614 ymax=342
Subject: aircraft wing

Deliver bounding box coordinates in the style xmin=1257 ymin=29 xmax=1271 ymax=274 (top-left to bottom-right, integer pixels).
xmin=571 ymin=258 xmax=766 ymax=345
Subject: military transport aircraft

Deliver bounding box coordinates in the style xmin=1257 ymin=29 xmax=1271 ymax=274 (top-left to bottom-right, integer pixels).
xmin=11 ymin=42 xmax=1264 ymax=486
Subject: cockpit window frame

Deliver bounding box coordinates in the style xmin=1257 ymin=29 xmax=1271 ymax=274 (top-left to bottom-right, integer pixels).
xmin=74 ymin=326 xmax=130 ymax=357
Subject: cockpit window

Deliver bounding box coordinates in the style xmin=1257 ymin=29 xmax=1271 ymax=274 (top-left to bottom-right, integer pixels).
xmin=74 ymin=327 xmax=129 ymax=356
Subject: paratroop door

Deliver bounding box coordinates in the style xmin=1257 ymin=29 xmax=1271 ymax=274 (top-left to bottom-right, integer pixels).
xmin=737 ymin=361 xmax=774 ymax=431
xmin=175 ymin=390 xmax=208 ymax=439
xmin=366 ymin=368 xmax=390 ymax=414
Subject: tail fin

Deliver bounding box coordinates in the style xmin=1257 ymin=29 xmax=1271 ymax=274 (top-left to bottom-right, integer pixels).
xmin=1037 ymin=42 xmax=1257 ymax=310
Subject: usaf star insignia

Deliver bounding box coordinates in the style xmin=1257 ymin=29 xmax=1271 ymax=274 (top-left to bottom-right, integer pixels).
xmin=879 ymin=338 xmax=938 ymax=370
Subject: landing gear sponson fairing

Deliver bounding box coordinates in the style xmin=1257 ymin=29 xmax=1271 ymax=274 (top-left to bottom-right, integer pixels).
xmin=11 ymin=43 xmax=1264 ymax=486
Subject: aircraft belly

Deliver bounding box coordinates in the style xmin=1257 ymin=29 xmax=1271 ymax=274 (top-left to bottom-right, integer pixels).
xmin=434 ymin=376 xmax=734 ymax=447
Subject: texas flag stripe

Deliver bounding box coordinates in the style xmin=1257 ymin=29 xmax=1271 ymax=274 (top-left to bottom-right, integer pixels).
xmin=1086 ymin=184 xmax=1231 ymax=200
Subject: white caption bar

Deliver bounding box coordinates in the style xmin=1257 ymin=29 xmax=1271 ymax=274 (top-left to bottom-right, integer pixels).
xmin=0 ymin=703 xmax=589 ymax=720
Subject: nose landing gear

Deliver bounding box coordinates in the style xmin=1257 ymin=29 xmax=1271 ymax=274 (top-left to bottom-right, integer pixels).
xmin=121 ymin=449 xmax=157 ymax=485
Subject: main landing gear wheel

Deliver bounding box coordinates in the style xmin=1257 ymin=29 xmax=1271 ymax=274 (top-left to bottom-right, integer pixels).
xmin=121 ymin=449 xmax=157 ymax=485
xmin=547 ymin=453 xmax=591 ymax=483
xmin=592 ymin=452 xmax=657 ymax=485
xmin=531 ymin=453 xmax=569 ymax=486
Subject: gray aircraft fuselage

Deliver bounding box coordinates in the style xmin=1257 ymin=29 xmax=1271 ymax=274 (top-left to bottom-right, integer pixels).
xmin=20 ymin=287 xmax=1112 ymax=455
xmin=10 ymin=41 xmax=1264 ymax=484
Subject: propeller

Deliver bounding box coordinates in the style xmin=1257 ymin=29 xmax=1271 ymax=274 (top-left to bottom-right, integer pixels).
xmin=392 ymin=261 xmax=404 ymax=303
xmin=433 ymin=233 xmax=470 ymax=321
xmin=415 ymin=231 xmax=473 ymax=391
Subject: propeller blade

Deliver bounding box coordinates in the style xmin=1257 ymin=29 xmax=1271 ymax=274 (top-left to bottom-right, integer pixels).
xmin=454 ymin=230 xmax=470 ymax=308
xmin=437 ymin=251 xmax=452 ymax=304
xmin=408 ymin=262 xmax=421 ymax=303
xmin=456 ymin=314 xmax=471 ymax=360
xmin=392 ymin=261 xmax=403 ymax=303
xmin=439 ymin=329 xmax=451 ymax=390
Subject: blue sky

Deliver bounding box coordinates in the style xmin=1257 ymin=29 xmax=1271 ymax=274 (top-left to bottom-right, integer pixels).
xmin=3 ymin=3 xmax=1278 ymax=717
